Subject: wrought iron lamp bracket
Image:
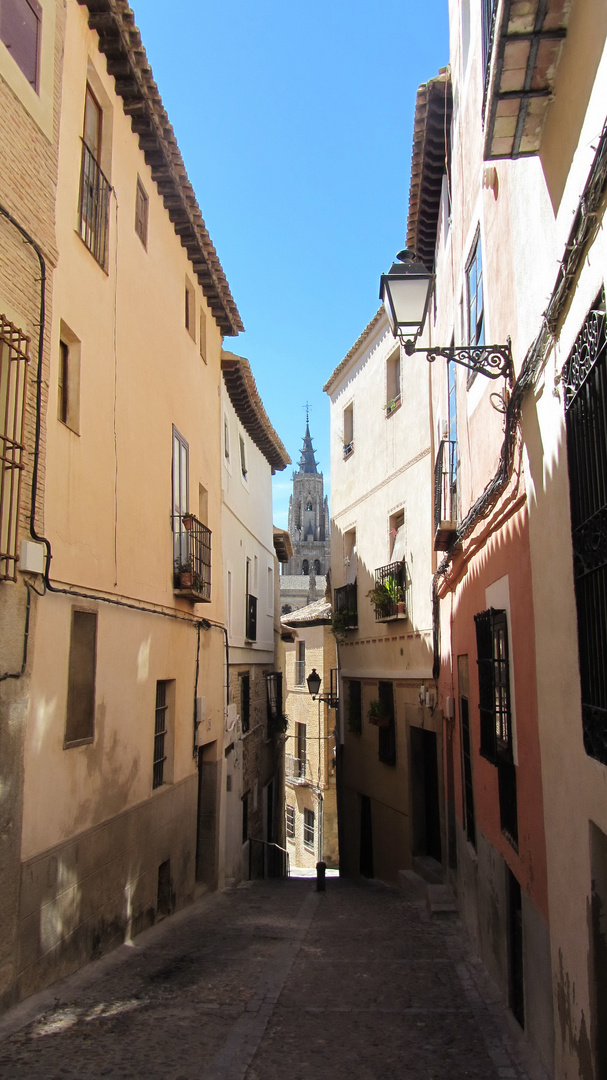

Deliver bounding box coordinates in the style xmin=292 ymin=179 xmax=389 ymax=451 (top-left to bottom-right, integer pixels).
xmin=402 ymin=335 xmax=513 ymax=384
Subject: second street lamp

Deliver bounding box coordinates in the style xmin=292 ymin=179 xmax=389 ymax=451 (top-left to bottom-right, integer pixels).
xmin=379 ymin=249 xmax=513 ymax=383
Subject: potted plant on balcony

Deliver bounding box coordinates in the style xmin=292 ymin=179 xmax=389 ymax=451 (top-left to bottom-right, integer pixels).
xmin=331 ymin=608 xmax=356 ymax=638
xmin=368 ymin=699 xmax=390 ymax=727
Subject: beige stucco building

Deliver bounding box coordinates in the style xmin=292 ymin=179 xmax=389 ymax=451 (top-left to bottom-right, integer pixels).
xmin=220 ymin=352 xmax=291 ymax=883
xmin=281 ymin=599 xmax=338 ymax=870
xmin=0 ymin=0 xmax=255 ymax=1008
xmin=324 ymin=309 xmax=441 ymax=884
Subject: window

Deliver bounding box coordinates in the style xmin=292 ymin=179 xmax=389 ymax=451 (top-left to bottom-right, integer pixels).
xmin=245 ymin=558 xmax=257 ymax=640
xmin=313 ymin=559 xmax=321 ymax=575
xmin=153 ymin=680 xmax=171 ymax=789
xmin=266 ymin=671 xmax=283 ymax=736
xmin=57 ymin=324 xmax=81 ymax=434
xmin=466 ymin=232 xmax=484 ymax=349
xmin=386 ymin=349 xmax=401 ymax=415
xmin=378 ymin=681 xmax=396 ymax=765
xmin=474 ymin=607 xmax=511 ymax=763
xmin=303 ymin=808 xmax=315 ymax=851
xmin=389 ymin=509 xmax=405 ymax=561
xmin=0 ymin=313 xmax=29 ymax=581
xmin=343 ymin=402 xmax=354 ymax=458
xmin=185 ymin=278 xmax=195 ymax=339
xmin=474 ymin=607 xmax=518 ymax=847
xmin=240 ymin=672 xmax=250 ymax=733
xmin=172 ymin=426 xmax=189 ymax=572
xmin=224 ymin=415 xmax=230 ymax=463
xmin=295 ymin=640 xmax=305 ymax=686
xmin=301 ymin=559 xmax=309 ymax=576
xmin=296 ymin=722 xmax=306 ymax=779
xmin=199 ymin=307 xmax=207 ymax=362
xmin=286 ymin=804 xmax=295 ymax=840
xmin=563 ymin=295 xmax=607 ymax=766
xmin=135 ymin=177 xmax=148 ymax=248
xmin=78 ymin=84 xmax=110 ymax=268
xmin=239 ymin=434 xmax=247 ymax=479
xmin=348 ymin=679 xmax=362 ymax=735
xmin=0 ymin=0 xmax=41 ymax=90
xmin=242 ymin=792 xmax=248 ymax=844
xmin=64 ymin=609 xmax=97 ymax=746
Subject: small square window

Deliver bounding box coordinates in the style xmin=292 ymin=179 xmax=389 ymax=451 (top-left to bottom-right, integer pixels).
xmin=135 ymin=178 xmax=148 ymax=248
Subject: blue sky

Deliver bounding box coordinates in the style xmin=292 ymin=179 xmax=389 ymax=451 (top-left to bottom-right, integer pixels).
xmin=133 ymin=1 xmax=449 ymax=527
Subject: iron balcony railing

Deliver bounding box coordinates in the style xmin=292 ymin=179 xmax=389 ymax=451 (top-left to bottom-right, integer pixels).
xmin=334 ymin=582 xmax=358 ymax=629
xmin=174 ymin=513 xmax=211 ymax=601
xmin=285 ymin=754 xmax=309 ymax=784
xmin=78 ymin=139 xmax=111 ymax=269
xmin=434 ymin=439 xmax=458 ymax=550
xmin=371 ymin=560 xmax=406 ymax=621
xmin=246 ymin=593 xmax=257 ymax=640
xmin=343 ymin=440 xmax=354 ymax=460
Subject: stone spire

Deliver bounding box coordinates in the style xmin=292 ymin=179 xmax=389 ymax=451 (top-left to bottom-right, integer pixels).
xmin=298 ymin=421 xmax=318 ymax=475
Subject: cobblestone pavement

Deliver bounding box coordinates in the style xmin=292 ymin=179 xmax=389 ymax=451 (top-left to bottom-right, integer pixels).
xmin=0 ymin=878 xmax=547 ymax=1080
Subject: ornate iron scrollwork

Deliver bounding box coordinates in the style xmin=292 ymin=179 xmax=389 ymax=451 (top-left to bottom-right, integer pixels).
xmin=403 ymin=338 xmax=512 ymax=382
xmin=562 ymin=307 xmax=607 ymax=411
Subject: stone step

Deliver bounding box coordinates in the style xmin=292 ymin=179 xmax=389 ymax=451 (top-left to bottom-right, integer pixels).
xmin=426 ymin=883 xmax=458 ymax=917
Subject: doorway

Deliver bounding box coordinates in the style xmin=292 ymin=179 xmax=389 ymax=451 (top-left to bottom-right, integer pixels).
xmin=410 ymin=727 xmax=442 ymax=863
xmin=359 ymin=794 xmax=373 ymax=878
xmin=196 ymin=741 xmax=218 ymax=888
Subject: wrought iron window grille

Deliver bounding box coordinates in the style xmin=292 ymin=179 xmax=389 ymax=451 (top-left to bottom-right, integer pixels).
xmin=370 ymin=560 xmax=407 ymax=621
xmin=78 ymin=139 xmax=111 ymax=269
xmin=563 ymin=295 xmax=607 ymax=766
xmin=434 ymin=438 xmax=458 ymax=550
xmin=334 ymin=582 xmax=358 ymax=629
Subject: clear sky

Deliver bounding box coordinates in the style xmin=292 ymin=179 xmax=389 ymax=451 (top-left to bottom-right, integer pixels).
xmin=133 ymin=1 xmax=449 ymax=527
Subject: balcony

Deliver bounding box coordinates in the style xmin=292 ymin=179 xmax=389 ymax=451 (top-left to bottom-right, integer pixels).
xmin=483 ymin=0 xmax=570 ymax=161
xmin=173 ymin=514 xmax=211 ymax=602
xmin=434 ymin=439 xmax=458 ymax=552
xmin=78 ymin=140 xmax=111 ymax=269
xmin=334 ymin=582 xmax=358 ymax=630
xmin=286 ymin=755 xmax=309 ymax=785
xmin=343 ymin=440 xmax=354 ymax=460
xmin=370 ymin=560 xmax=407 ymax=622
xmin=246 ymin=593 xmax=257 ymax=641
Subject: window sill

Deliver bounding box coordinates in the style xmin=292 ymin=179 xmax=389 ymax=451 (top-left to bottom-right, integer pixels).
xmin=385 ymin=397 xmax=401 ymax=417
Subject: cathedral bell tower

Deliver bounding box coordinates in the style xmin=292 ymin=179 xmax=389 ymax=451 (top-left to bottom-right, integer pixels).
xmin=280 ymin=419 xmax=331 ymax=610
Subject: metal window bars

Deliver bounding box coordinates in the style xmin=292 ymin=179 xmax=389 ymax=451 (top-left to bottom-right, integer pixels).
xmin=371 ymin=560 xmax=407 ymax=621
xmin=0 ymin=316 xmax=30 ymax=581
xmin=78 ymin=139 xmax=111 ymax=269
xmin=334 ymin=582 xmax=358 ymax=628
xmin=434 ymin=438 xmax=458 ymax=550
xmin=173 ymin=513 xmax=211 ymax=601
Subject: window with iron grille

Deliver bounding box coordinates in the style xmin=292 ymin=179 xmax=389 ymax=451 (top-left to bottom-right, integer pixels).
xmin=286 ymin=804 xmax=295 ymax=840
xmin=563 ymin=294 xmax=607 ymax=766
xmin=378 ymin=681 xmax=396 ymax=766
xmin=303 ymin=808 xmax=315 ymax=851
xmin=78 ymin=84 xmax=110 ymax=269
xmin=0 ymin=0 xmax=41 ymax=90
xmin=240 ymin=672 xmax=250 ymax=733
xmin=153 ymin=680 xmax=169 ymax=788
xmin=474 ymin=608 xmax=518 ymax=847
xmin=0 ymin=314 xmax=29 ymax=581
xmin=296 ymin=722 xmax=307 ymax=779
xmin=474 ymin=608 xmax=511 ymax=763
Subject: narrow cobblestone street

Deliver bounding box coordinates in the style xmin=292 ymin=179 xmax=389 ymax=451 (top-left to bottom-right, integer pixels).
xmin=0 ymin=878 xmax=546 ymax=1080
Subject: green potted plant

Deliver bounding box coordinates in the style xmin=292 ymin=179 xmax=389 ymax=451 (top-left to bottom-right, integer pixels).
xmin=331 ymin=608 xmax=356 ymax=637
xmin=368 ymin=699 xmax=390 ymax=727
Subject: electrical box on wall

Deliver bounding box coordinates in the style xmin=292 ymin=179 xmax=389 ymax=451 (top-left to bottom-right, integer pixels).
xmin=19 ymin=541 xmax=45 ymax=574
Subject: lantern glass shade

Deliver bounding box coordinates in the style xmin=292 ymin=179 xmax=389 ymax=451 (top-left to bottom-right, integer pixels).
xmin=379 ymin=252 xmax=434 ymax=340
xmin=306 ymin=668 xmax=322 ymax=697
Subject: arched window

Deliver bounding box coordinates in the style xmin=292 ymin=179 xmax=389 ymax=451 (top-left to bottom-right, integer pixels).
xmin=302 ymin=560 xmax=309 ymax=575
xmin=314 ymin=560 xmax=321 ymax=575
xmin=306 ymin=500 xmax=313 ymax=511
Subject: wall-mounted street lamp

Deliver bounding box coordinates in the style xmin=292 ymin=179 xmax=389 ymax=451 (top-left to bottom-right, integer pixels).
xmin=379 ymin=249 xmax=512 ymax=383
xmin=306 ymin=668 xmax=338 ymax=709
